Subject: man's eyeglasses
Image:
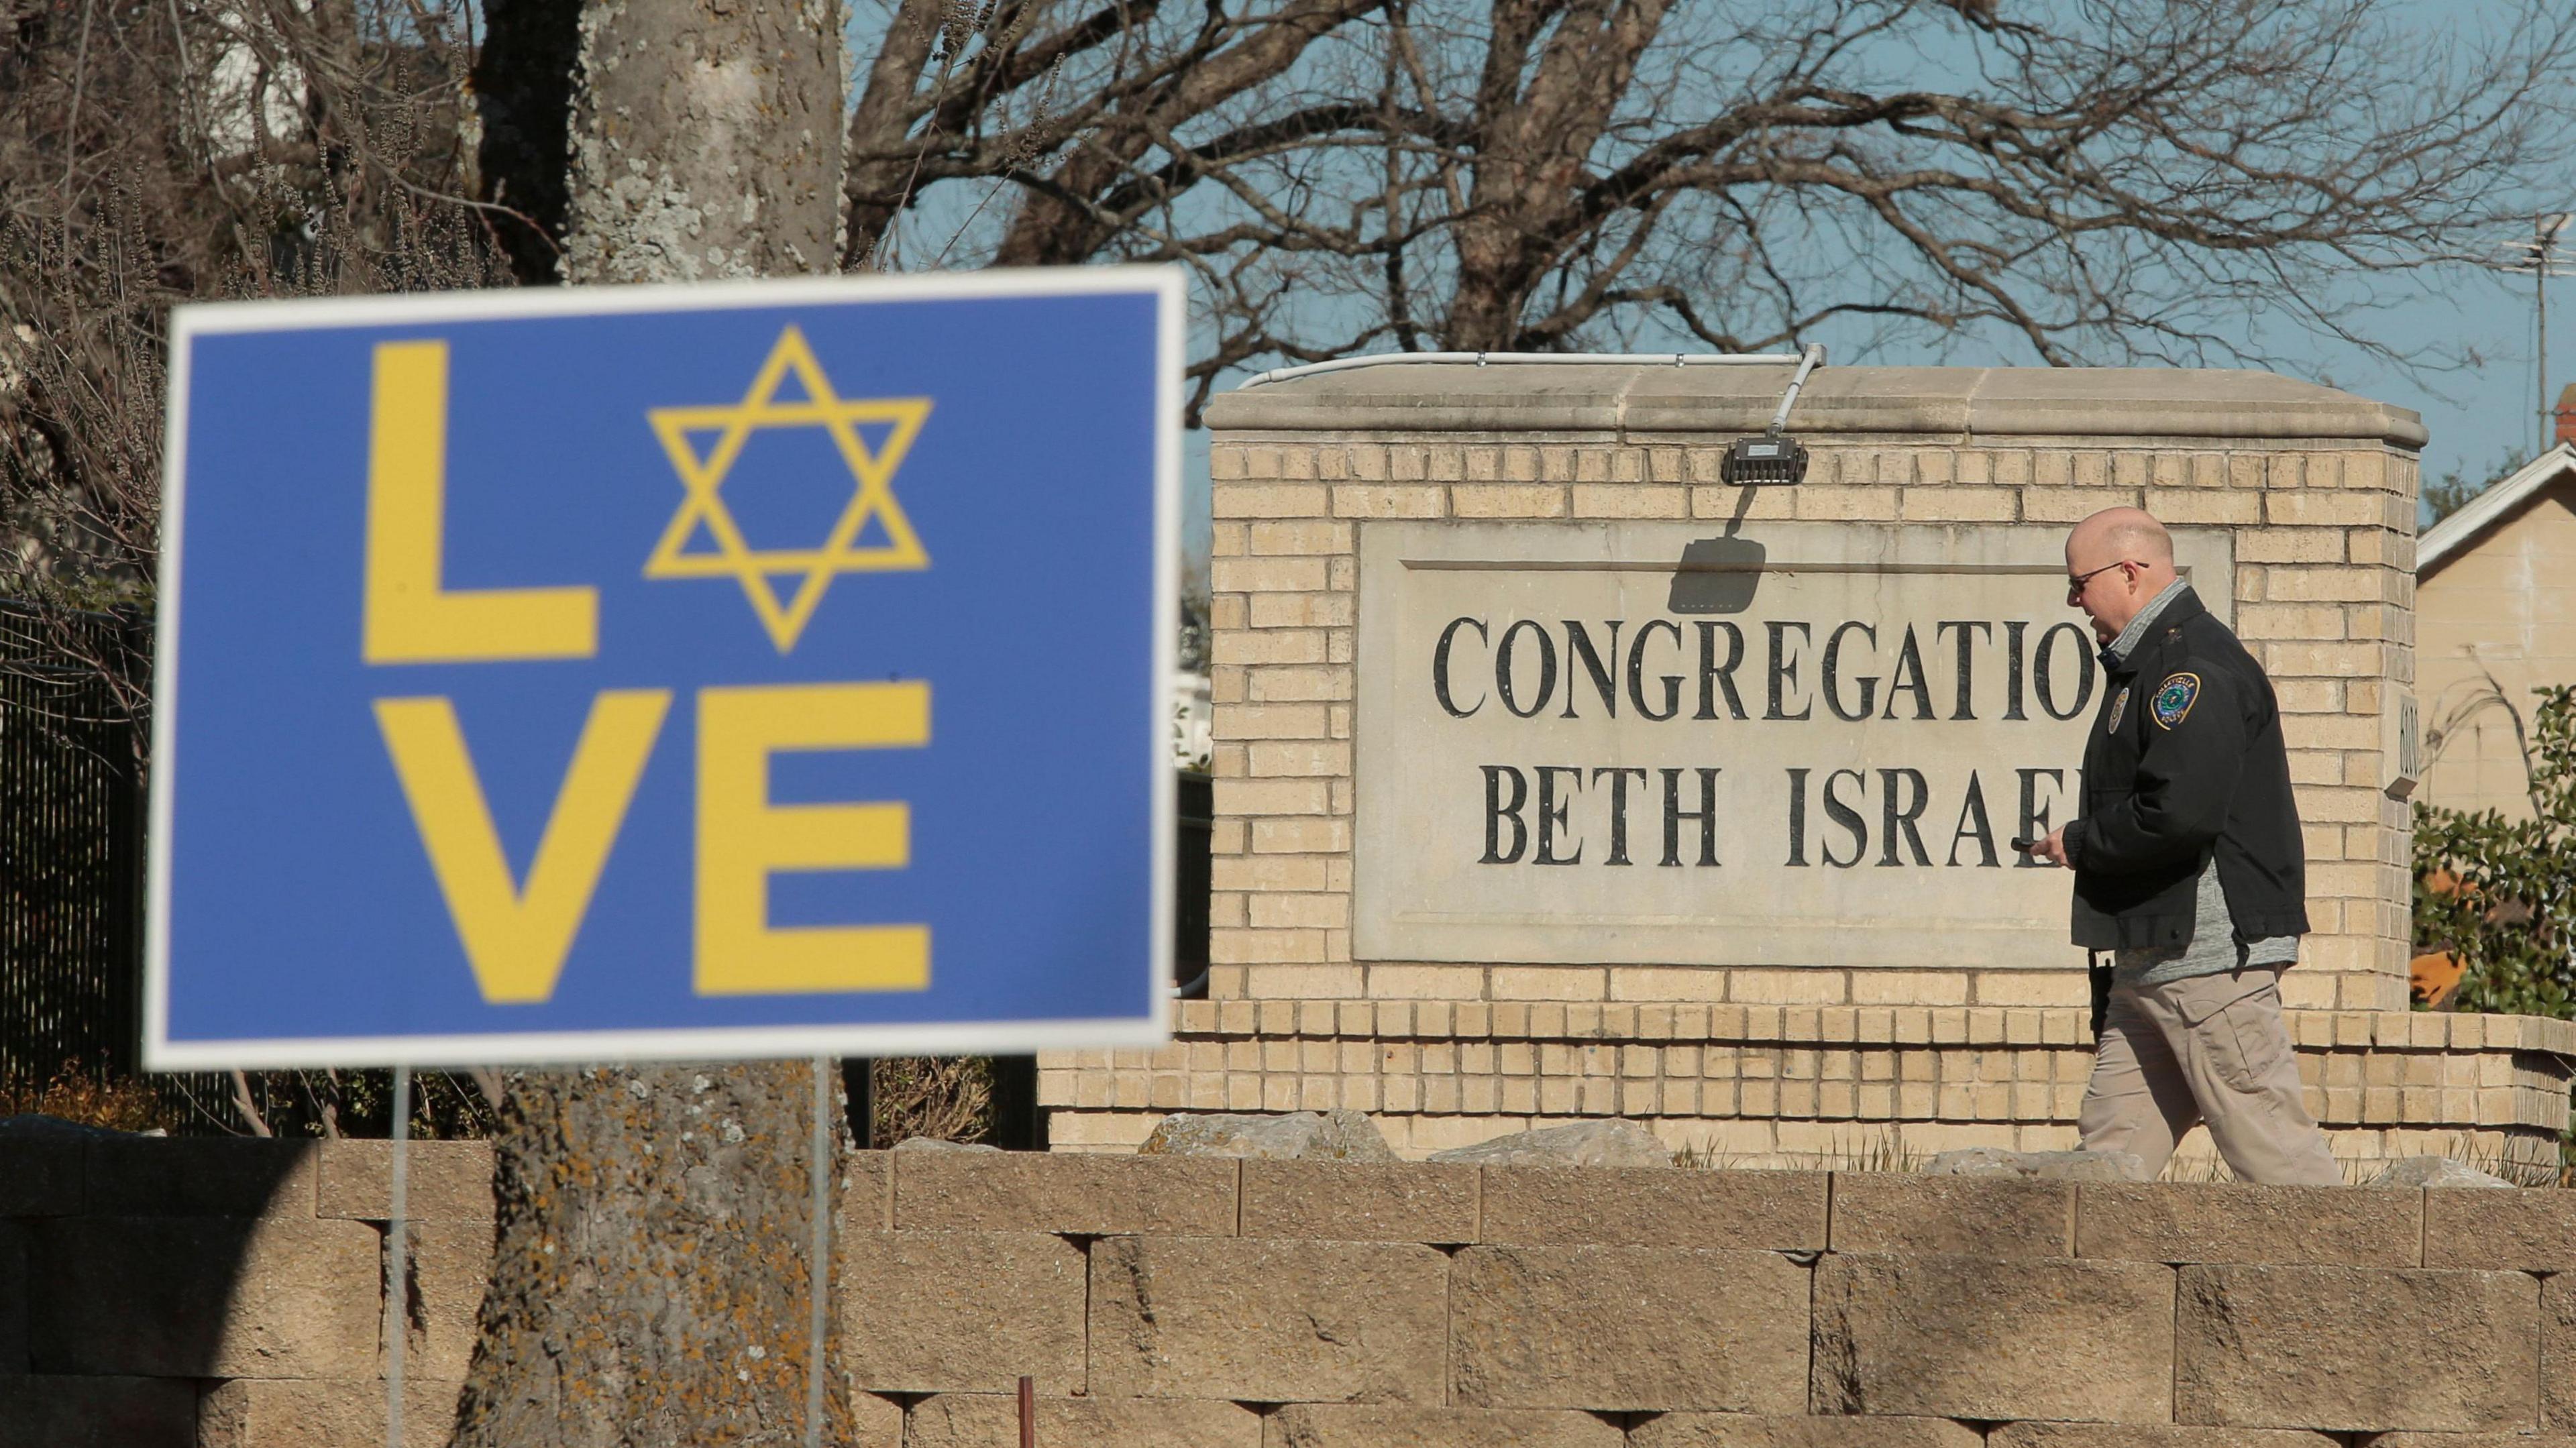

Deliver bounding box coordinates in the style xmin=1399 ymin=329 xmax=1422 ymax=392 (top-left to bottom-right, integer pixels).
xmin=2066 ymin=559 xmax=2137 ymax=600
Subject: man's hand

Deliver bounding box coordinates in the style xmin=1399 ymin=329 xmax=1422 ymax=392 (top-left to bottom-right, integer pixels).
xmin=2029 ymin=826 xmax=2072 ymax=868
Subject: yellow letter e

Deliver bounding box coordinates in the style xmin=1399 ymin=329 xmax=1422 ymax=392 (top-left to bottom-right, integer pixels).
xmin=696 ymin=681 xmax=931 ymax=995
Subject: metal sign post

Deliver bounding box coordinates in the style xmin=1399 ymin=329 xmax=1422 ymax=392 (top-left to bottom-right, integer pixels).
xmin=386 ymin=1064 xmax=411 ymax=1448
xmin=806 ymin=1056 xmax=831 ymax=1448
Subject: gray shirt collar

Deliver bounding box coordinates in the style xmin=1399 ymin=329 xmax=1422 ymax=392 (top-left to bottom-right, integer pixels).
xmin=2104 ymin=576 xmax=2192 ymax=667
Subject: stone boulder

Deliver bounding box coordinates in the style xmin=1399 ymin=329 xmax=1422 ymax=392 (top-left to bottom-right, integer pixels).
xmin=2366 ymin=1156 xmax=2516 ymax=1188
xmin=1924 ymin=1146 xmax=2149 ymax=1182
xmin=1426 ymin=1119 xmax=1673 ymax=1168
xmin=1140 ymin=1109 xmax=1396 ymax=1162
xmin=891 ymin=1137 xmax=1002 ymax=1154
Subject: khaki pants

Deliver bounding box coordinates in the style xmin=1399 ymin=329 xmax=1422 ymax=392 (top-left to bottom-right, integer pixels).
xmin=2076 ymin=966 xmax=2344 ymax=1186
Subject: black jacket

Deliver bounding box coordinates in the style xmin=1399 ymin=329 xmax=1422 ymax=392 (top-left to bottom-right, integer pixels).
xmin=2063 ymin=586 xmax=2309 ymax=952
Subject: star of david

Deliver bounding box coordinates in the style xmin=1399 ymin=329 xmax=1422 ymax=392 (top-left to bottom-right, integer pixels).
xmin=643 ymin=325 xmax=929 ymax=653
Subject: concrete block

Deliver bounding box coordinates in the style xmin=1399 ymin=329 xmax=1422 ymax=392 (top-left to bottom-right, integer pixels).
xmin=841 ymin=1231 xmax=1087 ymax=1394
xmin=0 ymin=1223 xmax=22 ymax=1372
xmin=1813 ymin=1254 xmax=2174 ymax=1423
xmin=1089 ymin=1236 xmax=1448 ymax=1402
xmin=2424 ymin=1186 xmax=2576 ymax=1272
xmin=1479 ymin=1168 xmax=1826 ymax=1250
xmin=0 ymin=1138 xmax=83 ymax=1215
xmin=851 ymin=1390 xmax=904 ymax=1448
xmin=2175 ymin=1265 xmax=2538 ymax=1431
xmin=0 ymin=1376 xmax=198 ymax=1448
xmin=1450 ymin=1245 xmax=1809 ymax=1412
xmin=28 ymin=1216 xmax=380 ymax=1378
xmin=83 ymin=1137 xmax=321 ymax=1217
xmin=1830 ymin=1174 xmax=2071 ymax=1256
xmin=1986 ymin=1428 xmax=2337 ymax=1447
xmin=906 ymin=1393 xmax=1262 ymax=1448
xmin=317 ymin=1139 xmax=494 ymax=1221
xmin=2548 ymin=1274 xmax=2576 ymax=1432
xmin=2369 ymin=1439 xmax=2576 ymax=1448
xmin=402 ymin=1220 xmax=489 ymax=1380
xmin=1629 ymin=1413 xmax=1980 ymax=1447
xmin=1271 ymin=1402 xmax=1625 ymax=1447
xmin=845 ymin=1150 xmax=892 ymax=1231
xmin=196 ymin=1377 xmax=462 ymax=1448
xmin=893 ymin=1151 xmax=1237 ymax=1235
xmin=1239 ymin=1160 xmax=1479 ymax=1241
xmin=2075 ymin=1182 xmax=2419 ymax=1266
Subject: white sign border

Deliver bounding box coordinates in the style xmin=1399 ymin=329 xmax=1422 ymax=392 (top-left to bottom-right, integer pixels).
xmin=146 ymin=267 xmax=1183 ymax=1070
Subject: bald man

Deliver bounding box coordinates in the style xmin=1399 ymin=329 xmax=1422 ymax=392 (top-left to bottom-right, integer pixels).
xmin=2028 ymin=508 xmax=2342 ymax=1185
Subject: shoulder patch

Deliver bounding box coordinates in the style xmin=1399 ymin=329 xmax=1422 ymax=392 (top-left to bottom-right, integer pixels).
xmin=2108 ymin=683 xmax=2131 ymax=734
xmin=2151 ymin=671 xmax=2201 ymax=729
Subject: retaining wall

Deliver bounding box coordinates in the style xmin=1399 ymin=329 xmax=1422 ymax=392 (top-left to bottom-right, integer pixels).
xmin=5 ymin=1136 xmax=2575 ymax=1445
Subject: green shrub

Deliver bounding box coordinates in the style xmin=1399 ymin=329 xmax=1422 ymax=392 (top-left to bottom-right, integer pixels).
xmin=2411 ymin=685 xmax=2576 ymax=1019
xmin=2413 ymin=685 xmax=2576 ymax=1182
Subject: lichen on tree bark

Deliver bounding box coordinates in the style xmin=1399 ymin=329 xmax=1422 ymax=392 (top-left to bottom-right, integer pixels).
xmin=559 ymin=0 xmax=846 ymax=284
xmin=450 ymin=1065 xmax=855 ymax=1444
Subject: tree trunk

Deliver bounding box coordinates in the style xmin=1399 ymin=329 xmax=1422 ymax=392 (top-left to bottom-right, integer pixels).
xmin=1440 ymin=0 xmax=1673 ymax=353
xmin=449 ymin=1066 xmax=852 ymax=1444
xmin=448 ymin=1 xmax=851 ymax=1443
xmin=472 ymin=0 xmax=584 ymax=283
xmin=1444 ymin=220 xmax=1532 ymax=351
xmin=559 ymin=0 xmax=845 ymax=283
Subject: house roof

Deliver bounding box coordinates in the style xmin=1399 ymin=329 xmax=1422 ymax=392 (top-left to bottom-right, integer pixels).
xmin=2419 ymin=443 xmax=2576 ymax=577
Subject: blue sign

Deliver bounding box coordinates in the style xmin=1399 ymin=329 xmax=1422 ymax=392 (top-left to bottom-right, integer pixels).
xmin=147 ymin=271 xmax=1181 ymax=1067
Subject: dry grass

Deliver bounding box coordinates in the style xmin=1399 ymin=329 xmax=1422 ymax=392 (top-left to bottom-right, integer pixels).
xmin=867 ymin=1056 xmax=995 ymax=1148
xmin=0 ymin=1062 xmax=179 ymax=1133
xmin=1674 ymin=1127 xmax=1929 ymax=1174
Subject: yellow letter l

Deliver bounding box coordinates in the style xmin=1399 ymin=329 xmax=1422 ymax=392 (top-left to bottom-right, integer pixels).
xmin=364 ymin=341 xmax=597 ymax=663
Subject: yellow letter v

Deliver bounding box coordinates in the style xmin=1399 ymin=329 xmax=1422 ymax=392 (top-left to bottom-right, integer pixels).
xmin=374 ymin=690 xmax=670 ymax=1004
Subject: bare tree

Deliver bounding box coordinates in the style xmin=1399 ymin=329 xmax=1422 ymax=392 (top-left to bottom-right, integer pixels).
xmin=840 ymin=0 xmax=1389 ymax=270
xmin=847 ymin=0 xmax=2576 ymax=420
xmin=1 ymin=0 xmax=497 ymax=763
xmin=443 ymin=0 xmax=857 ymax=1441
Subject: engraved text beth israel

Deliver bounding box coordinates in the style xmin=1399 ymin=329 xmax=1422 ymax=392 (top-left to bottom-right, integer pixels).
xmin=1352 ymin=521 xmax=2233 ymax=970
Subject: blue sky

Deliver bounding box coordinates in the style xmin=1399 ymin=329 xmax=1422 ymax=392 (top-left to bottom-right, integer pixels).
xmin=1173 ymin=253 xmax=2556 ymax=577
xmin=845 ymin=1 xmax=2567 ymax=572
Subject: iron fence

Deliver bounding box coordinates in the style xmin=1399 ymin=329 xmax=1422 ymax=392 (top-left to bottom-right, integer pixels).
xmin=1 ymin=598 xmax=146 ymax=1086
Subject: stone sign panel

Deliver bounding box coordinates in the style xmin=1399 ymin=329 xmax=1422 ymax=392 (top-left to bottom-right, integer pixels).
xmin=1355 ymin=520 xmax=2233 ymax=970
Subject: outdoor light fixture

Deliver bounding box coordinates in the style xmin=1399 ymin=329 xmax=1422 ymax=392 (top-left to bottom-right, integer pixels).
xmin=1721 ymin=343 xmax=1826 ymax=486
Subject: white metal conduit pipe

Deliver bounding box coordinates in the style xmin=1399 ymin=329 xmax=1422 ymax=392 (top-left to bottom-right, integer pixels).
xmin=1238 ymin=344 xmax=1828 ymax=437
xmin=1238 ymin=345 xmax=1822 ymax=388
